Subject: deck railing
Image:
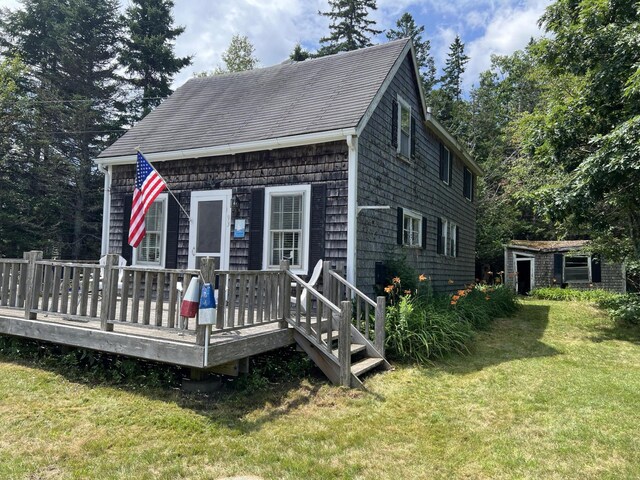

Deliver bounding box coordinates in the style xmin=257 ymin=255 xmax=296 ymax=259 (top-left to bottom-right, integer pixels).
xmin=0 ymin=258 xmax=28 ymax=309
xmin=322 ymin=261 xmax=386 ymax=356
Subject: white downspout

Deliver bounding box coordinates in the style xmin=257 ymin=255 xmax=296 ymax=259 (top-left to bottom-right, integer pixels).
xmin=346 ymin=135 xmax=358 ymax=285
xmin=98 ymin=164 xmax=112 ymax=256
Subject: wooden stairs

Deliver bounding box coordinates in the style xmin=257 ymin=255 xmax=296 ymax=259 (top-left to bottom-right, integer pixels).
xmin=287 ymin=312 xmax=391 ymax=389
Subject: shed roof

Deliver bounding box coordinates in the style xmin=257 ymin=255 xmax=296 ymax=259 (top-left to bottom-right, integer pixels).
xmin=99 ymin=39 xmax=410 ymax=160
xmin=506 ymin=240 xmax=590 ymax=252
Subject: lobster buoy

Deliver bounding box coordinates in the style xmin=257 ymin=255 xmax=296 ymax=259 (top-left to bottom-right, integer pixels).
xmin=198 ymin=283 xmax=217 ymax=325
xmin=180 ymin=277 xmax=200 ymax=318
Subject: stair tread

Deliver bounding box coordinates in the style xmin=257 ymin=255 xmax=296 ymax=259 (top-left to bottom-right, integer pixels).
xmin=351 ymin=357 xmax=385 ymax=377
xmin=332 ymin=343 xmax=366 ymax=357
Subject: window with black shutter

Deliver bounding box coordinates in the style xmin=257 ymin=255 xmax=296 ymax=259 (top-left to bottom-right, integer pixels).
xmin=463 ymin=167 xmax=474 ymax=201
xmin=439 ymin=143 xmax=451 ymax=184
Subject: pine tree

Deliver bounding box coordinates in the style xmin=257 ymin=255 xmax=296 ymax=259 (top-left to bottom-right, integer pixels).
xmin=317 ymin=0 xmax=381 ymax=56
xmin=289 ymin=43 xmax=311 ymax=62
xmin=440 ymin=35 xmax=469 ymax=101
xmin=120 ymin=0 xmax=192 ymax=120
xmin=386 ymin=12 xmax=436 ymax=93
xmin=2 ymin=0 xmax=124 ymax=259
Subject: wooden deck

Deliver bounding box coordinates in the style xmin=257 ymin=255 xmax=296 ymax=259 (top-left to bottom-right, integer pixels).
xmin=0 ymin=305 xmax=294 ymax=369
xmin=0 ymin=253 xmax=389 ymax=387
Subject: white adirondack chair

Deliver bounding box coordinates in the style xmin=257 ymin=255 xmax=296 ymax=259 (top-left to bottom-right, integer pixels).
xmin=291 ymin=259 xmax=324 ymax=313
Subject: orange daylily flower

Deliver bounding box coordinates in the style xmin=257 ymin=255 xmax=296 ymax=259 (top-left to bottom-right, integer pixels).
xmin=384 ymin=285 xmax=394 ymax=293
xmin=419 ymin=274 xmax=427 ymax=282
xmin=392 ymin=276 xmax=401 ymax=284
xmin=404 ymin=290 xmax=412 ymax=295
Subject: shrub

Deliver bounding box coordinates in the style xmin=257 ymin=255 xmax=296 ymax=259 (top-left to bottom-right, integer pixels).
xmin=530 ymin=287 xmax=620 ymax=303
xmin=384 ymin=277 xmax=519 ymax=363
xmin=597 ymin=294 xmax=640 ymax=325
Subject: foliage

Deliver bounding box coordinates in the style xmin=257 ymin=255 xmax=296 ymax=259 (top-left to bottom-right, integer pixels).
xmin=120 ymin=0 xmax=193 ymax=120
xmin=530 ymin=287 xmax=619 ymax=303
xmin=597 ymin=294 xmax=640 ymax=326
xmin=289 ymin=42 xmax=311 ymax=61
xmin=384 ymin=275 xmax=518 ymax=363
xmin=0 ymin=336 xmax=182 ymax=387
xmin=196 ymin=34 xmax=259 ymax=76
xmin=385 ymin=12 xmax=436 ymax=93
xmin=317 ymin=0 xmax=381 ymax=56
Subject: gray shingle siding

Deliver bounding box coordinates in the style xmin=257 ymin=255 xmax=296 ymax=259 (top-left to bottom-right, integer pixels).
xmin=356 ymin=54 xmax=477 ymax=294
xmin=505 ymin=247 xmax=626 ymax=293
xmin=109 ymin=142 xmax=348 ymax=273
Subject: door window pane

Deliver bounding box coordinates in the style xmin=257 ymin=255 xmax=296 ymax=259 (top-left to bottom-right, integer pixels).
xmin=196 ymin=200 xmax=222 ymax=253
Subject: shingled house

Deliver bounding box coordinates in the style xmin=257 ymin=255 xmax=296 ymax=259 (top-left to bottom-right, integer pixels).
xmin=504 ymin=240 xmax=626 ymax=294
xmin=97 ymin=38 xmax=482 ymax=296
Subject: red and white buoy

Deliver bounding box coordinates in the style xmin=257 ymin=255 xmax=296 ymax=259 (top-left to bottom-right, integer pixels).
xmin=180 ymin=277 xmax=200 ymax=318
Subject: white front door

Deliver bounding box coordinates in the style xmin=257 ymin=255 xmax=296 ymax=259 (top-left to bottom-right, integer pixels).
xmin=188 ymin=190 xmax=232 ymax=270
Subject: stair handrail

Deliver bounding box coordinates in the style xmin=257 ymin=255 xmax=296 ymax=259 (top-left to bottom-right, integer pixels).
xmin=323 ymin=262 xmax=386 ymax=357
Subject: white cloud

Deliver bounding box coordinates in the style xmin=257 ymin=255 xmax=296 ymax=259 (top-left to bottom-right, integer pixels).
xmin=463 ymin=0 xmax=552 ymax=90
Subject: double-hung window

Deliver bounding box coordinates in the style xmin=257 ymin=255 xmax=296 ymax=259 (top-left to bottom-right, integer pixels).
xmin=463 ymin=167 xmax=474 ymax=201
xmin=403 ymin=209 xmax=422 ymax=247
xmin=437 ymin=218 xmax=448 ymax=255
xmin=134 ymin=194 xmax=167 ymax=267
xmin=263 ymin=185 xmax=311 ymax=273
xmin=449 ymin=222 xmax=458 ymax=257
xmin=397 ymin=96 xmax=412 ymax=158
xmin=564 ymin=256 xmax=591 ymax=282
xmin=439 ymin=144 xmax=451 ymax=184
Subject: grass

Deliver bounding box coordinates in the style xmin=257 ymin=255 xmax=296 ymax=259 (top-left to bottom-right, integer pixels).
xmin=1 ymin=299 xmax=639 ymax=479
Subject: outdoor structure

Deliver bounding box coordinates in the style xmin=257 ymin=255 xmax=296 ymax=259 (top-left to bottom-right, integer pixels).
xmin=504 ymin=240 xmax=626 ymax=294
xmin=96 ymin=38 xmax=482 ymax=296
xmin=0 ymin=40 xmax=480 ymax=388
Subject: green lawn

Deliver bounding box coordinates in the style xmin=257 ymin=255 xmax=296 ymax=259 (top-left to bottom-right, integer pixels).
xmin=1 ymin=299 xmax=639 ymax=479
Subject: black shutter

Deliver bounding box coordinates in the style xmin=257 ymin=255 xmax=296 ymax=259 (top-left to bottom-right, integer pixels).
xmin=391 ymin=99 xmax=398 ymax=148
xmin=248 ymin=188 xmax=265 ymax=270
xmin=592 ymin=255 xmax=602 ymax=283
xmin=164 ymin=195 xmax=180 ymax=269
xmin=410 ymin=116 xmax=416 ymax=158
xmin=553 ymin=253 xmax=564 ymax=284
xmin=448 ymin=152 xmax=453 ymax=187
xmin=456 ymin=226 xmax=460 ymax=257
xmin=463 ymin=167 xmax=471 ymax=199
xmin=439 ymin=143 xmax=446 ymax=181
xmin=421 ymin=216 xmax=427 ymax=250
xmin=308 ymin=184 xmax=326 ymax=277
xmin=121 ymin=194 xmax=133 ymax=265
xmin=437 ymin=218 xmax=443 ymax=254
xmin=471 ymin=173 xmax=475 ymax=201
xmin=397 ymin=207 xmax=404 ymax=245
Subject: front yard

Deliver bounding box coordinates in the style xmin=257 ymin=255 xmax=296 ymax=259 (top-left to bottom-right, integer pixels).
xmin=1 ymin=299 xmax=638 ymax=479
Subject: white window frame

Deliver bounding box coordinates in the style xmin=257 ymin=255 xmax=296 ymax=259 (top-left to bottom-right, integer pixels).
xmin=402 ymin=209 xmax=422 ymax=248
xmin=397 ymin=95 xmax=412 ymax=158
xmin=563 ymin=255 xmax=592 ymax=283
xmin=132 ymin=193 xmax=168 ymax=268
xmin=441 ymin=146 xmax=451 ymax=185
xmin=440 ymin=218 xmax=449 ymax=255
xmin=449 ymin=222 xmax=457 ymax=257
xmin=262 ymin=184 xmax=311 ymax=275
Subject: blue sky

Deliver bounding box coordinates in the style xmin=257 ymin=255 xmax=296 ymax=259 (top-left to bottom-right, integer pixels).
xmin=1 ymin=0 xmax=553 ymax=92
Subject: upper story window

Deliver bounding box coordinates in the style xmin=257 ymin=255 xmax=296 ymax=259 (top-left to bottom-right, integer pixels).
xmin=463 ymin=167 xmax=474 ymax=201
xmin=134 ymin=194 xmax=167 ymax=267
xmin=403 ymin=209 xmax=422 ymax=247
xmin=397 ymin=96 xmax=412 ymax=158
xmin=263 ymin=185 xmax=311 ymax=274
xmin=439 ymin=143 xmax=451 ymax=185
xmin=564 ymin=256 xmax=591 ymax=282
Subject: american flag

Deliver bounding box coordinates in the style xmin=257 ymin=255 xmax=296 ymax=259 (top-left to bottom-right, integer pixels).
xmin=128 ymin=152 xmax=167 ymax=248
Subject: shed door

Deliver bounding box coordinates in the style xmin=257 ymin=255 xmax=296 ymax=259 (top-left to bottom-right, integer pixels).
xmin=188 ymin=190 xmax=231 ymax=270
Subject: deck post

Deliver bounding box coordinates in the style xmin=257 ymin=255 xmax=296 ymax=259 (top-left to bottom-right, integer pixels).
xmin=322 ymin=261 xmax=332 ymax=303
xmin=100 ymin=254 xmax=118 ymax=331
xmin=339 ymin=300 xmax=352 ymax=387
xmin=23 ymin=250 xmax=43 ymax=320
xmin=279 ymin=259 xmax=290 ymax=328
xmin=196 ymin=257 xmax=215 ymax=346
xmin=375 ymin=296 xmax=386 ymax=356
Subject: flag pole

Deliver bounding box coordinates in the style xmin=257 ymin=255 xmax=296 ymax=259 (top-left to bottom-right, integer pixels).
xmin=136 ymin=147 xmax=192 ymax=222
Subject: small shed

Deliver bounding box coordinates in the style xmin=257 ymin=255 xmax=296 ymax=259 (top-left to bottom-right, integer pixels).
xmin=504 ymin=240 xmax=626 ymax=294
